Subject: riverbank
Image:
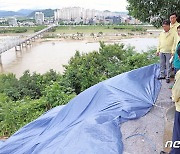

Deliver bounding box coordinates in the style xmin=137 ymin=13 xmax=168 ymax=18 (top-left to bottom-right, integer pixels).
xmin=0 ymin=25 xmax=160 ymax=34
xmin=0 ymin=24 xmax=161 ymax=47
xmin=0 ymin=25 xmax=161 ymax=39
xmin=36 ymin=30 xmax=159 ymax=44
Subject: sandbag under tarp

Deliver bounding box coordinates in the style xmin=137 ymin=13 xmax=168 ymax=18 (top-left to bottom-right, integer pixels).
xmin=0 ymin=141 xmax=4 ymax=147
xmin=0 ymin=64 xmax=161 ymax=154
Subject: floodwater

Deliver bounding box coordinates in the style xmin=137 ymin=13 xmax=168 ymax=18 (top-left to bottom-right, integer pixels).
xmin=0 ymin=37 xmax=158 ymax=77
xmin=120 ymin=37 xmax=158 ymax=52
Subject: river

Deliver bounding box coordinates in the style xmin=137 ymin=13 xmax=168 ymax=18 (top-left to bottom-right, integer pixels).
xmin=0 ymin=37 xmax=158 ymax=77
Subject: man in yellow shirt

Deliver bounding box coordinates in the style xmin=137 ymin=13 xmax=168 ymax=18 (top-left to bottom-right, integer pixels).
xmin=170 ymin=13 xmax=180 ymax=34
xmin=157 ymin=20 xmax=177 ymax=83
xmin=170 ymin=13 xmax=180 ymax=78
xmin=170 ymin=70 xmax=180 ymax=154
xmin=160 ymin=70 xmax=180 ymax=154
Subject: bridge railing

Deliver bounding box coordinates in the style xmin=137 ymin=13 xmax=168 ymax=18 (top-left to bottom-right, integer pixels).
xmin=0 ymin=25 xmax=57 ymax=54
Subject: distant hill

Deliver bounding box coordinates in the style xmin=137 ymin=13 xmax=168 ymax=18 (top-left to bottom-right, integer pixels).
xmin=0 ymin=10 xmax=24 ymax=17
xmin=28 ymin=9 xmax=55 ymax=18
xmin=0 ymin=9 xmax=54 ymax=18
xmin=114 ymin=12 xmax=128 ymax=14
xmin=17 ymin=9 xmax=35 ymax=16
xmin=104 ymin=10 xmax=111 ymax=12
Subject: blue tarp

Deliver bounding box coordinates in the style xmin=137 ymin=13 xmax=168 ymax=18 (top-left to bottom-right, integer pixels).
xmin=0 ymin=141 xmax=4 ymax=147
xmin=0 ymin=64 xmax=161 ymax=154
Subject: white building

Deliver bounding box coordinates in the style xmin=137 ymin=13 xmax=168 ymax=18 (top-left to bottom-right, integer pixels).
xmin=8 ymin=17 xmax=18 ymax=26
xmin=71 ymin=7 xmax=82 ymax=19
xmin=54 ymin=7 xmax=126 ymax=24
xmin=0 ymin=18 xmax=6 ymax=23
xmin=35 ymin=12 xmax=44 ymax=25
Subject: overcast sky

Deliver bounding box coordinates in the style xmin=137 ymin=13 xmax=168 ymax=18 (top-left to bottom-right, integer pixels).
xmin=0 ymin=0 xmax=128 ymax=12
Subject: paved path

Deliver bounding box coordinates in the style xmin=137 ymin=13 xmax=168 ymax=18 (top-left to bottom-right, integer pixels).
xmin=121 ymin=79 xmax=174 ymax=154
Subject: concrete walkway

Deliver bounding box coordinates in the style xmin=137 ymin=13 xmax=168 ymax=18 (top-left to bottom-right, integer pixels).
xmin=121 ymin=79 xmax=174 ymax=154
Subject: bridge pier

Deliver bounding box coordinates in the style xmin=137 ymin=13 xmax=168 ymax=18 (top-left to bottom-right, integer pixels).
xmin=15 ymin=49 xmax=22 ymax=57
xmin=22 ymin=42 xmax=27 ymax=47
xmin=15 ymin=44 xmax=22 ymax=51
xmin=31 ymin=38 xmax=35 ymax=42
xmin=26 ymin=40 xmax=31 ymax=46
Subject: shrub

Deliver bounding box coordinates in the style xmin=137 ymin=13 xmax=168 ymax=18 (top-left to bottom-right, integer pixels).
xmin=0 ymin=70 xmax=70 ymax=101
xmin=14 ymin=28 xmax=27 ymax=33
xmin=0 ymin=73 xmax=20 ymax=100
xmin=43 ymin=82 xmax=76 ymax=110
xmin=0 ymin=82 xmax=75 ymax=136
xmin=0 ymin=96 xmax=45 ymax=136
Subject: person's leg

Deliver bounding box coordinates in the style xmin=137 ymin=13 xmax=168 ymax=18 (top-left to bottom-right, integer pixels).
xmin=174 ymin=68 xmax=177 ymax=75
xmin=170 ymin=111 xmax=180 ymax=154
xmin=175 ymin=68 xmax=180 ymax=75
xmin=169 ymin=68 xmax=178 ymax=89
xmin=174 ymin=68 xmax=180 ymax=77
xmin=166 ymin=53 xmax=171 ymax=82
xmin=159 ymin=52 xmax=166 ymax=78
xmin=170 ymin=56 xmax=175 ymax=78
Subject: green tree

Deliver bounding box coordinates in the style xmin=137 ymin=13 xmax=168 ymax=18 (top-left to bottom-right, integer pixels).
xmin=127 ymin=0 xmax=180 ymax=27
xmin=0 ymin=69 xmax=64 ymax=101
xmin=97 ymin=31 xmax=103 ymax=37
xmin=0 ymin=72 xmax=75 ymax=136
xmin=43 ymin=82 xmax=76 ymax=110
xmin=14 ymin=28 xmax=27 ymax=33
xmin=0 ymin=95 xmax=45 ymax=136
xmin=63 ymin=42 xmax=158 ymax=94
xmin=0 ymin=74 xmax=20 ymax=100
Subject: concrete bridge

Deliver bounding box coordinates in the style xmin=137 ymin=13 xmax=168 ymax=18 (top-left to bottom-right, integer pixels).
xmin=0 ymin=25 xmax=57 ymax=64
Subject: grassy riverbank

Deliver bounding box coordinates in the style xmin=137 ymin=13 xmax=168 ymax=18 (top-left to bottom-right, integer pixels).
xmin=0 ymin=25 xmax=159 ymax=35
xmin=0 ymin=26 xmax=47 ymax=34
xmin=54 ymin=25 xmax=147 ymax=34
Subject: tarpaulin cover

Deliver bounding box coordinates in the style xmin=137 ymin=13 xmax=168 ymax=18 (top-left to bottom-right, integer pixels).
xmin=0 ymin=64 xmax=161 ymax=154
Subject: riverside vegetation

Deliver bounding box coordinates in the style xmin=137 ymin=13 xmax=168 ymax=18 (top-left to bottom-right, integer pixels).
xmin=0 ymin=42 xmax=158 ymax=137
xmin=0 ymin=25 xmax=147 ymax=34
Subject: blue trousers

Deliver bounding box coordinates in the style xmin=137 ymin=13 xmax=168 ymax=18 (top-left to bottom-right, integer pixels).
xmin=170 ymin=111 xmax=180 ymax=154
